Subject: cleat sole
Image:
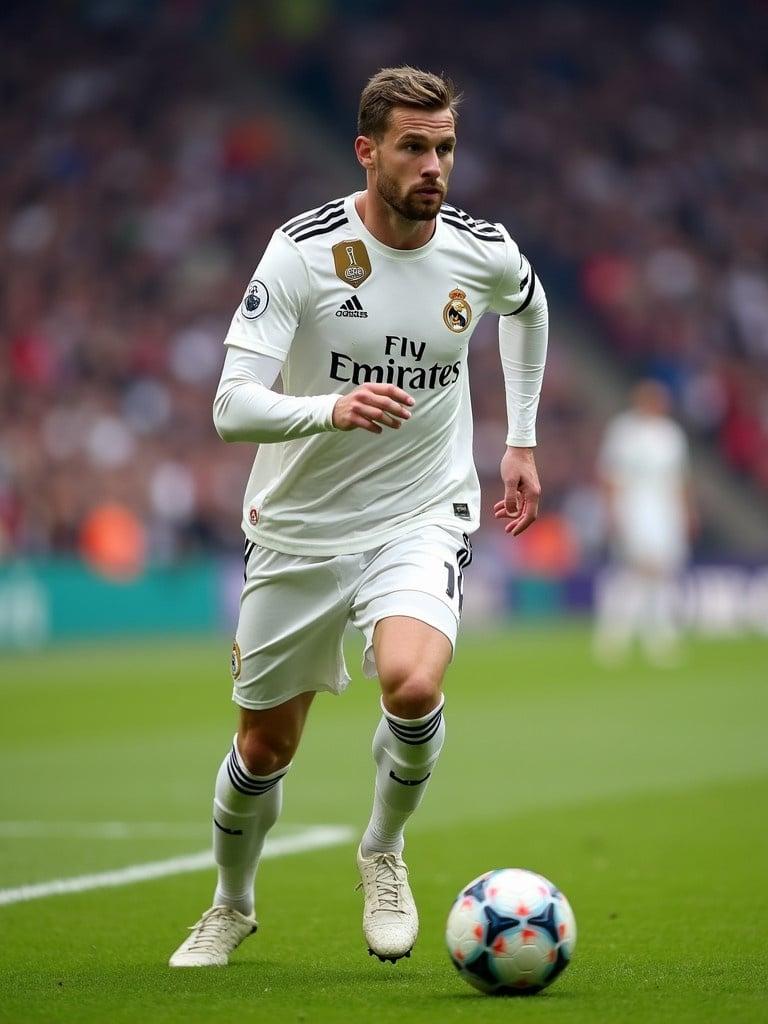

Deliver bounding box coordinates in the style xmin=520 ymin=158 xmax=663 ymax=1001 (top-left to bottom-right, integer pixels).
xmin=368 ymin=947 xmax=413 ymax=964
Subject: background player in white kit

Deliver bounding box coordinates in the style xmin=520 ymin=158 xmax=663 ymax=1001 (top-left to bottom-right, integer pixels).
xmin=170 ymin=67 xmax=549 ymax=967
xmin=594 ymin=380 xmax=696 ymax=666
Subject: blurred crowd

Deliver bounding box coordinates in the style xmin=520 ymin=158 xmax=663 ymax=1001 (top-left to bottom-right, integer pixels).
xmin=0 ymin=10 xmax=340 ymax=562
xmin=1 ymin=1 xmax=766 ymax=567
xmin=268 ymin=0 xmax=768 ymax=492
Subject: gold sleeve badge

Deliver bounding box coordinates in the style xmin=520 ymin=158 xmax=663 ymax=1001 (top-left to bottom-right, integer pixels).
xmin=443 ymin=288 xmax=472 ymax=333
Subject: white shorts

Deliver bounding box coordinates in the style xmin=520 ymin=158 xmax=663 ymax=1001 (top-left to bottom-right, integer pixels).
xmin=230 ymin=525 xmax=472 ymax=710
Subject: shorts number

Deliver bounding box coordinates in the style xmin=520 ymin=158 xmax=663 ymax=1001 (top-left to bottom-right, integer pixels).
xmin=445 ymin=537 xmax=472 ymax=615
xmin=444 ymin=559 xmax=465 ymax=613
xmin=444 ymin=561 xmax=455 ymax=599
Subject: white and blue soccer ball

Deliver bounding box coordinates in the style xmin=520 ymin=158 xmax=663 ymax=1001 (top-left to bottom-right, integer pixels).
xmin=445 ymin=867 xmax=576 ymax=995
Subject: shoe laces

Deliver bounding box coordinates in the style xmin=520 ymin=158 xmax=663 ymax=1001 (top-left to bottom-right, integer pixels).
xmin=185 ymin=907 xmax=241 ymax=953
xmin=362 ymin=852 xmax=406 ymax=914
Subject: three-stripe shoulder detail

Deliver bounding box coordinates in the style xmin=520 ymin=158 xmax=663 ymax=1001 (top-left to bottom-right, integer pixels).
xmin=441 ymin=204 xmax=504 ymax=242
xmin=441 ymin=215 xmax=504 ymax=241
xmin=281 ymin=198 xmax=348 ymax=243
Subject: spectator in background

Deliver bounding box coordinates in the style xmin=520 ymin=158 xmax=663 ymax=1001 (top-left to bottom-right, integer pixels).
xmin=593 ymin=380 xmax=696 ymax=666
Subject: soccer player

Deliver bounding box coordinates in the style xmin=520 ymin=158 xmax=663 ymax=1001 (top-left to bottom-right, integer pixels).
xmin=170 ymin=66 xmax=548 ymax=967
xmin=593 ymin=379 xmax=695 ymax=665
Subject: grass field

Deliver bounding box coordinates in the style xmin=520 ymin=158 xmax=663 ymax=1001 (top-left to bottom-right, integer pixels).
xmin=1 ymin=625 xmax=767 ymax=1023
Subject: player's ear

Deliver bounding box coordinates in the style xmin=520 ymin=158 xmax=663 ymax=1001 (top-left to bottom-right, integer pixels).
xmin=355 ymin=135 xmax=376 ymax=170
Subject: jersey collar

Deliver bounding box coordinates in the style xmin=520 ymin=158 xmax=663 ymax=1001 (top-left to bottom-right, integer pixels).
xmin=345 ymin=191 xmax=443 ymax=261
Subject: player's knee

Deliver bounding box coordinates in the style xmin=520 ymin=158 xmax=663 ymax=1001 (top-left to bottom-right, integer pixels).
xmin=237 ymin=730 xmax=294 ymax=775
xmin=381 ymin=669 xmax=441 ymax=719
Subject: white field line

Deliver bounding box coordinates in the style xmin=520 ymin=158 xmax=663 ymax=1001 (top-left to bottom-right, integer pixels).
xmin=0 ymin=822 xmax=207 ymax=840
xmin=0 ymin=821 xmax=315 ymax=840
xmin=0 ymin=824 xmax=354 ymax=908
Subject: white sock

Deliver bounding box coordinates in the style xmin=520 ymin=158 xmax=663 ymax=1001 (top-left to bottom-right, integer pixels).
xmin=642 ymin=575 xmax=681 ymax=662
xmin=211 ymin=737 xmax=289 ymax=916
xmin=594 ymin=568 xmax=637 ymax=661
xmin=361 ymin=696 xmax=445 ymax=857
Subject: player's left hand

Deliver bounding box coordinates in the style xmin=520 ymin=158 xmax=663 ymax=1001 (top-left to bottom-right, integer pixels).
xmin=494 ymin=447 xmax=541 ymax=536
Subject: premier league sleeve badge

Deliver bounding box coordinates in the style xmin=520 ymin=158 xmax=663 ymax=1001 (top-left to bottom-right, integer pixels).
xmin=241 ymin=278 xmax=270 ymax=319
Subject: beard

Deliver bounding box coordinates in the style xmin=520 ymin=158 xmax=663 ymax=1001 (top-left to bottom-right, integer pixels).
xmin=376 ymin=167 xmax=444 ymax=221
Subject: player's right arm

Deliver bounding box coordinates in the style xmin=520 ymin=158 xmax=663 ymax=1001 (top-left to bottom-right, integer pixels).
xmin=214 ymin=230 xmax=412 ymax=442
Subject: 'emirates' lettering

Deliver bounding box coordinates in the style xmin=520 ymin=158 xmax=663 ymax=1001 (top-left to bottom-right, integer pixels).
xmin=329 ymin=351 xmax=460 ymax=390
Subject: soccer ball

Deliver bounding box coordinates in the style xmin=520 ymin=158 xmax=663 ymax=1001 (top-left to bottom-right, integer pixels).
xmin=445 ymin=867 xmax=576 ymax=995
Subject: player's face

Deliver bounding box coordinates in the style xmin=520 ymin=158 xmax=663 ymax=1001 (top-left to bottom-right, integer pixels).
xmin=633 ymin=380 xmax=671 ymax=417
xmin=371 ymin=106 xmax=455 ymax=221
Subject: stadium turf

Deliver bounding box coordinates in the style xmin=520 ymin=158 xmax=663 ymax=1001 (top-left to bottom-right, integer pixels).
xmin=1 ymin=626 xmax=766 ymax=1023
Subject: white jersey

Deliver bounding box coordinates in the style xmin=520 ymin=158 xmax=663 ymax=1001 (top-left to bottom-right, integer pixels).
xmin=598 ymin=411 xmax=690 ymax=568
xmin=224 ymin=191 xmax=539 ymax=556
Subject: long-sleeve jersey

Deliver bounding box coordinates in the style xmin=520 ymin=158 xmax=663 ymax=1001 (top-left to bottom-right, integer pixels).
xmin=216 ymin=191 xmax=548 ymax=555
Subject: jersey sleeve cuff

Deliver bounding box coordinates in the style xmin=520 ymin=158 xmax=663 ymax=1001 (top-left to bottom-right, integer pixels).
xmin=317 ymin=393 xmax=342 ymax=432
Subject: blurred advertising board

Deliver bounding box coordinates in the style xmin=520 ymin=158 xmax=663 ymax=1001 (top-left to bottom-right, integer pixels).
xmin=0 ymin=558 xmax=766 ymax=650
xmin=0 ymin=559 xmax=219 ymax=649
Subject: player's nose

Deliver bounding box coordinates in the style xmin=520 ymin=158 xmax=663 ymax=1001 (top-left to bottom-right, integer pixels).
xmin=420 ymin=150 xmax=441 ymax=177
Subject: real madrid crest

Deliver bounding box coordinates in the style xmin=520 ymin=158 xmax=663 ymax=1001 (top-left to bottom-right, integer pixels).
xmin=231 ymin=640 xmax=242 ymax=680
xmin=332 ymin=239 xmax=372 ymax=289
xmin=443 ymin=288 xmax=472 ymax=333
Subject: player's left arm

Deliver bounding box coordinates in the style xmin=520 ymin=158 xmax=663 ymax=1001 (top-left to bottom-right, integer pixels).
xmin=489 ymin=230 xmax=549 ymax=536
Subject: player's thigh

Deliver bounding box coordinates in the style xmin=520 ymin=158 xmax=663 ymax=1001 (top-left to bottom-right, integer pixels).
xmin=352 ymin=525 xmax=472 ymax=688
xmin=373 ymin=615 xmax=453 ymax=711
xmin=232 ymin=544 xmax=350 ymax=711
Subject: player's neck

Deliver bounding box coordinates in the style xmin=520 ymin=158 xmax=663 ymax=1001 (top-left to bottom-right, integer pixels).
xmin=355 ymin=191 xmax=436 ymax=251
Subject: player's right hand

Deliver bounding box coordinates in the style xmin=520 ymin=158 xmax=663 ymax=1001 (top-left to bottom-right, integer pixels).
xmin=332 ymin=383 xmax=415 ymax=434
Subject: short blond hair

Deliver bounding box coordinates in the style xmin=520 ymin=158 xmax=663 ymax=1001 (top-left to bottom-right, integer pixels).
xmin=358 ymin=66 xmax=460 ymax=138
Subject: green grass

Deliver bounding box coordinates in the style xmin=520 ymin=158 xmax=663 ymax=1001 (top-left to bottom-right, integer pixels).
xmin=1 ymin=626 xmax=767 ymax=1023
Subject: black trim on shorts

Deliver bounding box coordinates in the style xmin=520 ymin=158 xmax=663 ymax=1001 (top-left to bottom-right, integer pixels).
xmin=244 ymin=539 xmax=256 ymax=580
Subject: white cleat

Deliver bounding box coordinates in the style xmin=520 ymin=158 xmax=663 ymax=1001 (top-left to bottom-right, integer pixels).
xmin=169 ymin=905 xmax=257 ymax=967
xmin=356 ymin=846 xmax=418 ymax=963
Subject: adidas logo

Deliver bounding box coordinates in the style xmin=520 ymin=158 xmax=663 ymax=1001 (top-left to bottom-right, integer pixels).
xmin=335 ymin=295 xmax=368 ymax=318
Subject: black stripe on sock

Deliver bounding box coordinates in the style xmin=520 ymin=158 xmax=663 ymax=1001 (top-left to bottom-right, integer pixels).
xmin=387 ymin=717 xmax=443 ymax=745
xmin=214 ymin=817 xmax=243 ymax=836
xmin=226 ymin=760 xmax=283 ymax=796
xmin=385 ymin=707 xmax=443 ymax=745
xmin=386 ymin=712 xmax=442 ymax=738
xmin=228 ymin=754 xmax=283 ymax=793
xmin=389 ymin=770 xmax=432 ymax=786
xmin=226 ymin=749 xmax=286 ymax=795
